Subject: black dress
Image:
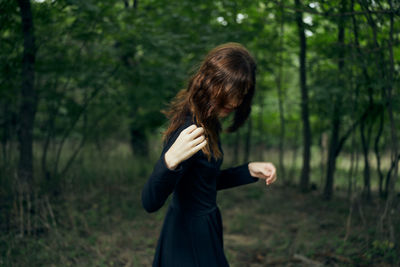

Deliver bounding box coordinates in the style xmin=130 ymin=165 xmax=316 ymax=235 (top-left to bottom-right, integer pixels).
xmin=141 ymin=113 xmax=259 ymax=267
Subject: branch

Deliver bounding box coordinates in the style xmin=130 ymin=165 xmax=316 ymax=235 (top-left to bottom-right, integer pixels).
xmin=335 ymin=103 xmax=375 ymax=158
xmin=53 ymin=65 xmax=119 ymax=175
xmin=59 ymin=99 xmax=117 ymax=178
xmin=293 ymin=254 xmax=323 ymax=266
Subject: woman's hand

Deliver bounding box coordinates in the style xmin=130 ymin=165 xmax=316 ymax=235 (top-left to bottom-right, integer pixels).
xmin=164 ymin=124 xmax=207 ymax=170
xmin=248 ymin=162 xmax=277 ymax=186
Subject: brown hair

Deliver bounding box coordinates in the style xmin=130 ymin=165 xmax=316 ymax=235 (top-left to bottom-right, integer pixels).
xmin=162 ymin=43 xmax=256 ymax=161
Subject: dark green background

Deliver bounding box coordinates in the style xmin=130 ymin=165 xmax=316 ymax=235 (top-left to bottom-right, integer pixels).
xmin=1 ymin=0 xmax=399 ymax=265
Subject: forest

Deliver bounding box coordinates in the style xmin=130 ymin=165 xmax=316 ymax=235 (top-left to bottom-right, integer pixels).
xmin=1 ymin=0 xmax=399 ymax=266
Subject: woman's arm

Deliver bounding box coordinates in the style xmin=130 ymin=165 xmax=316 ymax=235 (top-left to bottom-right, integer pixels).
xmin=141 ymin=120 xmax=206 ymax=213
xmin=216 ymin=163 xmax=259 ymax=190
xmin=216 ymin=161 xmax=277 ymax=190
xmin=141 ymin=150 xmax=189 ymax=213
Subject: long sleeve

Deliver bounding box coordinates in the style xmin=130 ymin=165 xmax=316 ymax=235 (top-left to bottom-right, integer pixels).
xmin=216 ymin=162 xmax=259 ymax=191
xmin=141 ymin=121 xmax=194 ymax=213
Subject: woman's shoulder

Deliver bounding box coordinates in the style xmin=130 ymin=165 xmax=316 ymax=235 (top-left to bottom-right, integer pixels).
xmin=163 ymin=112 xmax=197 ymax=148
xmin=181 ymin=111 xmax=198 ymax=129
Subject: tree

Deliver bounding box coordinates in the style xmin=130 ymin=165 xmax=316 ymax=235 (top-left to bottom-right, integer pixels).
xmin=295 ymin=0 xmax=311 ymax=192
xmin=323 ymin=0 xmax=347 ymax=200
xmin=16 ymin=0 xmax=37 ymax=236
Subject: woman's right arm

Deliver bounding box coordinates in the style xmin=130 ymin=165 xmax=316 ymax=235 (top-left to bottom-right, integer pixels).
xmin=141 ymin=123 xmax=207 ymax=213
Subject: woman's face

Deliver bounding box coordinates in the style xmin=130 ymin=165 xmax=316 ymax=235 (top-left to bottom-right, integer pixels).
xmin=218 ymin=97 xmax=241 ymax=118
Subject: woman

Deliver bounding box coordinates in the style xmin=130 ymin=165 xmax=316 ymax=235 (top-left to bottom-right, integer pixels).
xmin=142 ymin=43 xmax=277 ymax=267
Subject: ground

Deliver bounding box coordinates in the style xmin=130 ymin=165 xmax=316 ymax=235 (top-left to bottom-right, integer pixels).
xmin=1 ymin=146 xmax=399 ymax=266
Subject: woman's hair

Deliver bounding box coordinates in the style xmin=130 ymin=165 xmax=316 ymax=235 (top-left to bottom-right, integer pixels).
xmin=162 ymin=42 xmax=257 ymax=161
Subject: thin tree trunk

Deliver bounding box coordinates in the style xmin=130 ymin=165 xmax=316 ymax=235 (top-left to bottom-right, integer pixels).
xmin=289 ymin=123 xmax=301 ymax=185
xmin=244 ymin=117 xmax=252 ymax=163
xmin=358 ymin=0 xmax=388 ymax=200
xmin=344 ymin=129 xmax=357 ymax=242
xmin=257 ymin=91 xmax=264 ymax=160
xmin=41 ymin=91 xmax=60 ymax=184
xmin=277 ymin=0 xmax=286 ymax=183
xmin=375 ymin=107 xmax=385 ymax=198
xmin=120 ymin=0 xmax=148 ymax=157
xmin=350 ymin=0 xmax=377 ymax=202
xmin=360 ymin=119 xmax=371 ymax=200
xmin=347 ymin=130 xmax=356 ymax=200
xmin=320 ymin=132 xmax=328 ymax=191
xmin=323 ymin=0 xmax=346 ymax=200
xmin=347 ymin=48 xmax=359 ymax=200
xmin=123 ymin=0 xmax=138 ymax=9
xmin=17 ymin=0 xmax=37 ymax=236
xmin=378 ymin=0 xmax=399 ymax=243
xmin=130 ymin=125 xmax=149 ymax=157
xmin=324 ymin=104 xmax=340 ymax=199
xmin=0 ymin=103 xmax=16 ymax=168
xmin=295 ymin=0 xmax=311 ymax=193
xmin=1 ymin=104 xmax=7 ymax=166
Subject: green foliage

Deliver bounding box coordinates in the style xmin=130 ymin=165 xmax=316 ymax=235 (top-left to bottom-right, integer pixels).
xmin=0 ymin=0 xmax=399 ymax=264
xmin=365 ymin=240 xmax=398 ymax=263
xmin=2 ymin=0 xmax=397 ymax=163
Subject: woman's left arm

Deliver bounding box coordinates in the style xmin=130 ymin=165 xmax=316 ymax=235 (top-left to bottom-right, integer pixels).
xmin=216 ymin=161 xmax=277 ymax=190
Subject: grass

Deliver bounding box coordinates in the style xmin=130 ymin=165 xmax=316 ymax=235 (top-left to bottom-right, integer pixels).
xmin=218 ymin=182 xmax=399 ymax=266
xmin=0 ymin=141 xmax=399 ymax=266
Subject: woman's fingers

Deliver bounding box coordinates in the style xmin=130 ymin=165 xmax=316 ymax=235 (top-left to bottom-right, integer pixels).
xmin=188 ymin=126 xmax=204 ymax=139
xmin=177 ymin=124 xmax=208 ymax=158
xmin=264 ymin=164 xmax=275 ymax=176
xmin=191 ymin=139 xmax=207 ymax=154
xmin=266 ymin=169 xmax=277 ymax=185
xmin=166 ymin=124 xmax=208 ymax=168
xmin=266 ymin=177 xmax=276 ymax=186
xmin=249 ymin=162 xmax=277 ymax=185
xmin=187 ymin=126 xmax=206 ymax=152
xmin=258 ymin=163 xmax=276 ymax=185
xmin=184 ymin=124 xmax=197 ymax=134
xmin=266 ymin=173 xmax=276 ymax=182
xmin=191 ymin=134 xmax=205 ymax=146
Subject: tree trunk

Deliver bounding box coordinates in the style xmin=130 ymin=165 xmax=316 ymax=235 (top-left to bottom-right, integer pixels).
xmin=130 ymin=125 xmax=149 ymax=157
xmin=320 ymin=132 xmax=328 ymax=191
xmin=360 ymin=119 xmax=371 ymax=200
xmin=375 ymin=107 xmax=385 ymax=198
xmin=1 ymin=103 xmax=16 ymax=167
xmin=17 ymin=0 xmax=37 ymax=236
xmin=120 ymin=1 xmax=148 ymax=157
xmin=378 ymin=0 xmax=399 ymax=243
xmin=289 ymin=123 xmax=301 ymax=185
xmin=257 ymin=91 xmax=264 ymax=160
xmin=123 ymin=0 xmax=138 ymax=9
xmin=323 ymin=0 xmax=346 ymax=200
xmin=358 ymin=1 xmax=388 ymax=200
xmin=243 ymin=117 xmax=252 ymax=163
xmin=324 ymin=104 xmax=340 ymax=199
xmin=347 ymin=48 xmax=359 ymax=200
xmin=277 ymin=0 xmax=286 ymax=183
xmin=295 ymin=0 xmax=311 ymax=193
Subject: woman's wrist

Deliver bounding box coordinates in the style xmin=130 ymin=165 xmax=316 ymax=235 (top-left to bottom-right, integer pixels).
xmin=248 ymin=162 xmax=257 ymax=178
xmin=164 ymin=150 xmax=179 ymax=170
